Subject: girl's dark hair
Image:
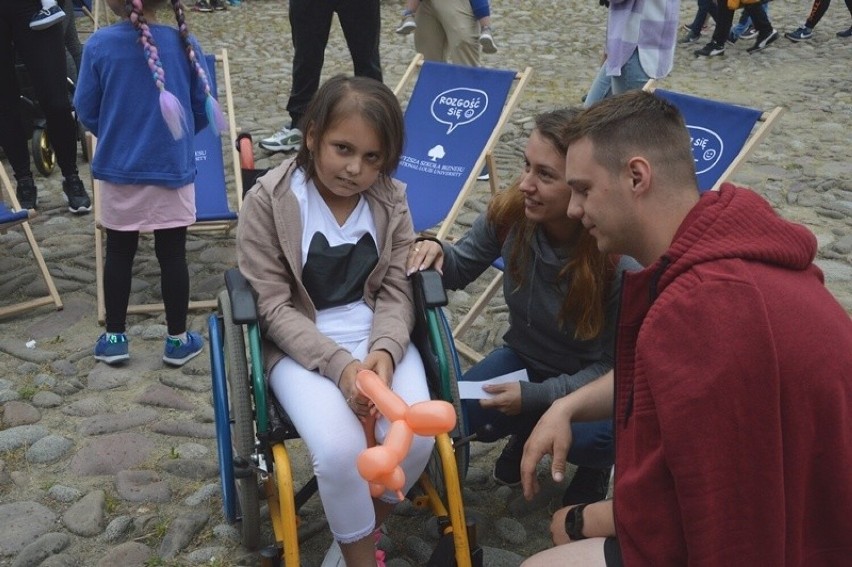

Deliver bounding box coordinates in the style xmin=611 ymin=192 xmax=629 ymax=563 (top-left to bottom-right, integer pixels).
xmin=486 ymin=108 xmax=616 ymax=340
xmin=295 ymin=75 xmax=405 ymax=182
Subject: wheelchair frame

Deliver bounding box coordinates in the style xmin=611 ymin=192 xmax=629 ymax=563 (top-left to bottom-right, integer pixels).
xmin=208 ymin=268 xmax=481 ymax=566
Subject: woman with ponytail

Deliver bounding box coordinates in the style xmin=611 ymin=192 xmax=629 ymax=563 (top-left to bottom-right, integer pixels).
xmin=407 ymin=109 xmax=640 ymax=505
xmin=75 ymin=0 xmax=225 ymax=367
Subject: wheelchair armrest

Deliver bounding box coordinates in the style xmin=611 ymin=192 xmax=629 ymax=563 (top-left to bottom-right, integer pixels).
xmin=224 ymin=268 xmax=259 ymax=325
xmin=411 ymin=269 xmax=448 ymax=308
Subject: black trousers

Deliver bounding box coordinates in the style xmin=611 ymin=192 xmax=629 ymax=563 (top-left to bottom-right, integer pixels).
xmin=286 ymin=0 xmax=382 ymax=129
xmin=0 ymin=0 xmax=79 ymax=181
xmin=712 ymin=3 xmax=772 ymax=44
xmin=104 ymin=227 xmax=189 ymax=336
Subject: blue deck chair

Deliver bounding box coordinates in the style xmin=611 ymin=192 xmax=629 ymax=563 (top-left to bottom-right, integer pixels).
xmin=92 ymin=49 xmax=241 ymax=324
xmin=390 ymin=56 xmax=532 ymax=361
xmin=0 ymin=162 xmax=63 ymax=319
xmin=649 ymin=86 xmax=785 ymax=192
xmin=392 ymin=55 xmax=531 ymax=239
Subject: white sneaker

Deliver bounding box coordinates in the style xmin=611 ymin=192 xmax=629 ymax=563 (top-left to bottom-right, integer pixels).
xmin=396 ymin=13 xmax=416 ymax=35
xmin=320 ymin=540 xmax=343 ymax=567
xmin=259 ymin=126 xmax=302 ymax=153
xmin=479 ymin=26 xmax=497 ymax=54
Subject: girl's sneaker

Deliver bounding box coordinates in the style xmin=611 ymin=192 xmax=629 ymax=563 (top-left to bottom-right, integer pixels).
xmin=396 ymin=11 xmax=416 ymax=35
xmin=163 ymin=332 xmax=204 ymax=366
xmin=838 ymin=26 xmax=852 ymax=38
xmin=479 ymin=26 xmax=497 ymax=54
xmin=94 ymin=333 xmax=129 ymax=365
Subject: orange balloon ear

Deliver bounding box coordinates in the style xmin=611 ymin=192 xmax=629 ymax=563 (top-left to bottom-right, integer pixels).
xmin=356 ymin=370 xmax=408 ymax=421
xmin=406 ymin=400 xmax=456 ymax=436
xmin=356 ymin=446 xmax=397 ymax=482
xmin=369 ymin=482 xmax=385 ymax=498
xmin=377 ymin=466 xmax=406 ymax=492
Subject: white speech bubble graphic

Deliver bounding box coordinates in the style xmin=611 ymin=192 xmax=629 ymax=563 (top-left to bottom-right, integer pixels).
xmin=431 ymin=88 xmax=489 ymax=134
xmin=687 ymin=125 xmax=724 ymax=175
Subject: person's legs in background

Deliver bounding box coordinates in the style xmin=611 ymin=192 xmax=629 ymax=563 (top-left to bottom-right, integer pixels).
xmin=584 ymin=63 xmax=613 ymax=108
xmin=4 ymin=3 xmax=90 ymax=212
xmin=336 ymin=0 xmax=383 ymax=82
xmin=260 ymin=0 xmax=334 ymax=152
xmin=60 ymin=0 xmax=82 ymax=80
xmin=420 ymin=0 xmax=480 ymax=66
xmin=609 ymin=50 xmax=651 ymax=97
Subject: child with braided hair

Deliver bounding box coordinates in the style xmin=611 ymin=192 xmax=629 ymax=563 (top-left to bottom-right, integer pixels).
xmin=75 ymin=0 xmax=226 ymax=366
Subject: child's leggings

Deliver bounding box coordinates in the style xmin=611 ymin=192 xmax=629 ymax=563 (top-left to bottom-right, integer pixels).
xmin=103 ymin=227 xmax=189 ymax=335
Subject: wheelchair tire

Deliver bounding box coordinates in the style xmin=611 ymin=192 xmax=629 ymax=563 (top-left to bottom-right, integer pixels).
xmin=426 ymin=310 xmax=470 ymax=500
xmin=32 ymin=128 xmax=55 ymax=177
xmin=219 ymin=291 xmax=262 ymax=550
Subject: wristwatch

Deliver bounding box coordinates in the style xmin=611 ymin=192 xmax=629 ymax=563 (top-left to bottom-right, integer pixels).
xmin=565 ymin=503 xmax=589 ymax=541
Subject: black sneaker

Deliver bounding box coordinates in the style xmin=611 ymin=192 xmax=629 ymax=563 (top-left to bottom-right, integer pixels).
xmin=62 ymin=174 xmax=92 ymax=214
xmin=747 ymin=29 xmax=779 ymax=53
xmin=210 ymin=0 xmax=227 ymax=10
xmin=694 ymin=40 xmax=725 ymax=57
xmin=492 ymin=434 xmax=524 ymax=486
xmin=16 ymin=177 xmax=38 ymax=210
xmin=837 ymin=26 xmax=852 ymax=38
xmin=562 ymin=466 xmax=610 ymax=506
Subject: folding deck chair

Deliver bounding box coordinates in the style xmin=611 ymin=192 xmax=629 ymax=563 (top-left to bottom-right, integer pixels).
xmin=92 ymin=49 xmax=241 ymax=324
xmin=0 ymin=163 xmax=63 ymax=319
xmin=647 ymin=85 xmax=785 ymax=192
xmin=392 ymin=54 xmax=531 ymax=239
xmin=455 ymin=85 xmax=785 ymax=362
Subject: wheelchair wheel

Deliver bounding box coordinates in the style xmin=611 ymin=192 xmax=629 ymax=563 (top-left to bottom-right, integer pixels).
xmin=426 ymin=310 xmax=469 ymax=499
xmin=219 ymin=291 xmax=262 ymax=550
xmin=32 ymin=128 xmax=55 ymax=177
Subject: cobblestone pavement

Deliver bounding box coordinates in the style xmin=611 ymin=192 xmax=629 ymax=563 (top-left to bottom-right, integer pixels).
xmin=1 ymin=1 xmax=850 ymax=566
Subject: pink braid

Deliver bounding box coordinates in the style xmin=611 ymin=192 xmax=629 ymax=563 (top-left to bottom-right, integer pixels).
xmin=170 ymin=0 xmax=227 ymax=133
xmin=127 ymin=0 xmax=187 ymax=139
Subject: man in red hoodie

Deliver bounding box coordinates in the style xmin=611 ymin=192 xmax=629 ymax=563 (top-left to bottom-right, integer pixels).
xmin=520 ymin=90 xmax=852 ymax=567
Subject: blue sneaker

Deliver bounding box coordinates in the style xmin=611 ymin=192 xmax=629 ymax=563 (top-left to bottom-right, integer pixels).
xmin=163 ymin=331 xmax=204 ymax=366
xmin=94 ymin=333 xmax=129 ymax=365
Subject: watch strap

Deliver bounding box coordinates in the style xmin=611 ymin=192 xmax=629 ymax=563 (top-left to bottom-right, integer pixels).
xmin=565 ymin=502 xmax=589 ymax=541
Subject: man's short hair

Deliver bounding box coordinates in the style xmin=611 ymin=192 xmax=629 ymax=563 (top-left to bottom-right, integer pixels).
xmin=563 ymin=91 xmax=697 ymax=187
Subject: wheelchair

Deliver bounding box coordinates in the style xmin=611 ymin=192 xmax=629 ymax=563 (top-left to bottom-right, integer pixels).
xmin=208 ymin=267 xmax=482 ymax=566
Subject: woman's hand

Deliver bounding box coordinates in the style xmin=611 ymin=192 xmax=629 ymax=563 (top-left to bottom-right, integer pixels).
xmin=479 ymin=381 xmax=522 ymax=415
xmin=406 ymin=239 xmax=444 ymax=276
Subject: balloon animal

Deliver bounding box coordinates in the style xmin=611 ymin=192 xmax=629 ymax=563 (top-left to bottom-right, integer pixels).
xmin=354 ymin=369 xmax=457 ymax=500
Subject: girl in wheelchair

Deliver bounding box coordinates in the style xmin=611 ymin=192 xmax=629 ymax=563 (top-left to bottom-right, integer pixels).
xmin=236 ymin=75 xmax=433 ymax=567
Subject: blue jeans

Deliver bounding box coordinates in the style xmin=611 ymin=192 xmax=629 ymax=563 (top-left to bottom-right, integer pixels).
xmin=731 ymin=3 xmax=769 ymax=37
xmin=583 ymin=49 xmax=650 ymax=108
xmin=461 ymin=347 xmax=614 ymax=469
xmin=688 ymin=0 xmax=718 ymax=35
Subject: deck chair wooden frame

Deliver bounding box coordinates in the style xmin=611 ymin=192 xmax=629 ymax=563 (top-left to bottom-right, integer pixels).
xmin=392 ymin=54 xmax=531 ymax=240
xmin=0 ymin=163 xmax=63 ymax=319
xmin=91 ymin=48 xmax=241 ymax=325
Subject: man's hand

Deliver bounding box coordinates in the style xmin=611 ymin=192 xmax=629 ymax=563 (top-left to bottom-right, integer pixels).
xmin=480 ymin=381 xmax=522 ymax=415
xmin=520 ymin=398 xmax=575 ymax=500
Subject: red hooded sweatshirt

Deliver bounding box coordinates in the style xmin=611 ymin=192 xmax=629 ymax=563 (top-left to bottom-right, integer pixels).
xmin=613 ymin=184 xmax=852 ymax=566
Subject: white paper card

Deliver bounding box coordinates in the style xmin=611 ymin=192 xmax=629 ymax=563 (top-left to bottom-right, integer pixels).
xmin=457 ymin=369 xmax=529 ymax=400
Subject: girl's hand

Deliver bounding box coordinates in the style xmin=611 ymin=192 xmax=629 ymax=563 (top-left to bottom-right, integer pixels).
xmin=406 ymin=239 xmax=444 ymax=276
xmin=363 ymin=350 xmax=394 ymax=417
xmin=479 ymin=381 xmax=522 ymax=415
xmin=340 ymin=361 xmax=371 ymax=419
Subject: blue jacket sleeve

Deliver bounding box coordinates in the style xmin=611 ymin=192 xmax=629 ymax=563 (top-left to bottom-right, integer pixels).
xmin=189 ymin=36 xmax=211 ymax=134
xmin=73 ymin=40 xmax=102 ymax=136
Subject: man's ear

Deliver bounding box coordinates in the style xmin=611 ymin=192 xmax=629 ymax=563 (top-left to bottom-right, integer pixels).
xmin=626 ymin=156 xmax=652 ymax=196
